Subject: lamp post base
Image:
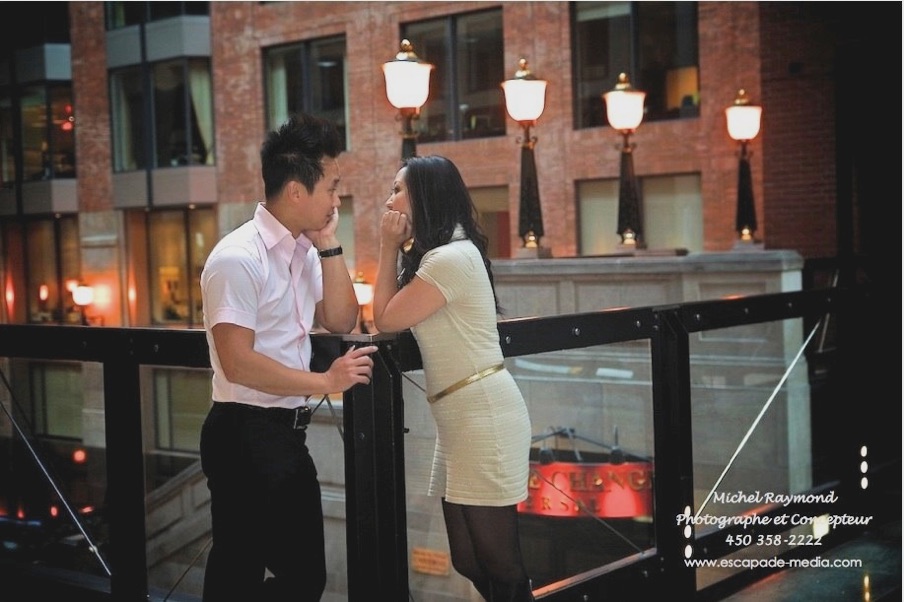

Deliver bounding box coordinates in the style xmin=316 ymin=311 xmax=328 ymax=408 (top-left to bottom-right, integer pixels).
xmin=616 ymin=241 xmax=647 ymax=252
xmin=610 ymin=247 xmax=689 ymax=257
xmin=514 ymin=246 xmax=553 ymax=259
xmin=732 ymin=238 xmax=764 ymax=251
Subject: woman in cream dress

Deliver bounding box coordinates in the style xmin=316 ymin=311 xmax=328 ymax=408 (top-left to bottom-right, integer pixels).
xmin=373 ymin=155 xmax=534 ymax=601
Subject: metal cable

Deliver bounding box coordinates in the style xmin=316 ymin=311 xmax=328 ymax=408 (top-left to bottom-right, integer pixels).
xmin=0 ymin=366 xmax=111 ymax=576
xmin=694 ymin=319 xmax=822 ymax=520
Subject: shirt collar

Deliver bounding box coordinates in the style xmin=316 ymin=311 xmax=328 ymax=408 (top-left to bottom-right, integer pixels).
xmin=253 ymin=202 xmax=313 ymax=254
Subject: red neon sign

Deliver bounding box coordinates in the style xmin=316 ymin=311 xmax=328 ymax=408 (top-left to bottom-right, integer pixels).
xmin=517 ymin=461 xmax=653 ymax=518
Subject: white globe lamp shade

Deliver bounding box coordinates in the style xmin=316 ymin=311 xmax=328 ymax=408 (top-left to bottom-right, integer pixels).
xmin=502 ymin=78 xmax=547 ymax=122
xmin=383 ymin=40 xmax=433 ymax=110
xmin=726 ymin=89 xmax=762 ymax=141
xmin=73 ymin=284 xmax=94 ymax=307
xmin=603 ymin=73 xmax=646 ymax=132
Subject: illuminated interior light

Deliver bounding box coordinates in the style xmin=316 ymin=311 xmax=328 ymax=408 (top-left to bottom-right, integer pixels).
xmin=4 ymin=279 xmax=14 ymax=309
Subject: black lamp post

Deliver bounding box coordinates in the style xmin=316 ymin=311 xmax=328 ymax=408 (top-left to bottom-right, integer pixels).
xmin=725 ymin=88 xmax=763 ymax=248
xmin=382 ymin=39 xmax=433 ymax=161
xmin=501 ymin=58 xmax=551 ymax=258
xmin=603 ymin=73 xmax=646 ymax=250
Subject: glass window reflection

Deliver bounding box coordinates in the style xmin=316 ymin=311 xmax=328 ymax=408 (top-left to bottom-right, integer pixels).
xmin=265 ymin=36 xmax=348 ymax=149
xmin=403 ymin=9 xmax=505 ymax=143
xmin=573 ymin=1 xmax=699 ymax=129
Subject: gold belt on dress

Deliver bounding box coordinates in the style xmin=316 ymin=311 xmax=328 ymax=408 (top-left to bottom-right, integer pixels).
xmin=427 ymin=363 xmax=505 ymax=404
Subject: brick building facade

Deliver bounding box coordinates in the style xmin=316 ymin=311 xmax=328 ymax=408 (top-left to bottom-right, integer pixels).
xmin=13 ymin=2 xmax=898 ymax=327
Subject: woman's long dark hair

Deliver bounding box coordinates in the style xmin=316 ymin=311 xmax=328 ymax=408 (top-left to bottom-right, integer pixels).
xmin=397 ymin=155 xmax=502 ymax=314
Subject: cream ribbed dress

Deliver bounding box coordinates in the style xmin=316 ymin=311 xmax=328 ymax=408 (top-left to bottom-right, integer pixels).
xmin=412 ymin=236 xmax=531 ymax=506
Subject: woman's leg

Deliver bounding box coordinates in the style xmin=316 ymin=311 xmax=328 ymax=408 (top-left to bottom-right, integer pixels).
xmin=442 ymin=499 xmax=492 ymax=600
xmin=443 ymin=500 xmax=534 ymax=601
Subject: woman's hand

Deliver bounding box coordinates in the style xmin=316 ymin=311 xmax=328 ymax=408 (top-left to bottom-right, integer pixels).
xmin=381 ymin=210 xmax=412 ymax=249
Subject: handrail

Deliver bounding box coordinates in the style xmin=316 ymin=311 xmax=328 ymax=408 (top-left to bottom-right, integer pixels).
xmin=0 ymin=285 xmax=890 ymax=601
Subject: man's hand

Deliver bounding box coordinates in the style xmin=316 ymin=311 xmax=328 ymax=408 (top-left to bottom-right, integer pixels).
xmin=326 ymin=345 xmax=378 ymax=392
xmin=304 ymin=207 xmax=340 ymax=251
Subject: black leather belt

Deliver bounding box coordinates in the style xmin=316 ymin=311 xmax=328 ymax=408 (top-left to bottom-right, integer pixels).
xmin=220 ymin=402 xmax=312 ymax=430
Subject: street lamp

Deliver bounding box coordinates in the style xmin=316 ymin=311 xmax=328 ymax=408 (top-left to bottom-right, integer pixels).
xmin=72 ymin=282 xmax=94 ymax=326
xmin=501 ymin=58 xmax=551 ymax=258
xmin=725 ymin=88 xmax=763 ymax=248
xmin=382 ymin=39 xmax=434 ymax=160
xmin=603 ymin=73 xmax=646 ymax=250
xmin=352 ymin=272 xmax=374 ymax=334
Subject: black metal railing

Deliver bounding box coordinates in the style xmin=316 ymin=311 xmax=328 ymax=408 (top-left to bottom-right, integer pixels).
xmin=0 ymin=284 xmax=893 ymax=601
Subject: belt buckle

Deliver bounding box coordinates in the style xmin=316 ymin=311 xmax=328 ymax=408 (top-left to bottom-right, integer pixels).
xmin=293 ymin=406 xmax=312 ymax=430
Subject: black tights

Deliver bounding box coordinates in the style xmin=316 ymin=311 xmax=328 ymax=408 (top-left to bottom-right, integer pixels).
xmin=442 ymin=499 xmax=534 ymax=601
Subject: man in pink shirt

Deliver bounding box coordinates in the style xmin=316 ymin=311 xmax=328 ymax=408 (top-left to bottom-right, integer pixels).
xmin=199 ymin=113 xmax=377 ymax=600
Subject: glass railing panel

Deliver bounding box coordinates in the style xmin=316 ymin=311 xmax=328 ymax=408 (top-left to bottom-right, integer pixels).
xmin=402 ymin=341 xmax=656 ymax=598
xmin=685 ymin=315 xmax=823 ymax=591
xmin=141 ymin=365 xmax=209 ymax=599
xmin=140 ymin=364 xmax=349 ymax=600
xmin=0 ymin=358 xmax=112 ymax=581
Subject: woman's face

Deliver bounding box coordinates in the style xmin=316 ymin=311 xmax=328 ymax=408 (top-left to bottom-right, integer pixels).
xmin=386 ymin=166 xmax=412 ymax=217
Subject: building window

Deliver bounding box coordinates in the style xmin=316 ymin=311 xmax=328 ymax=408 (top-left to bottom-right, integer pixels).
xmin=19 ymin=83 xmax=76 ymax=180
xmin=29 ymin=361 xmax=84 ymax=440
xmin=0 ymin=216 xmax=80 ymax=324
xmin=1 ymin=88 xmax=17 ymax=187
xmin=154 ymin=59 xmax=214 ymax=167
xmin=471 ymin=186 xmax=510 ymax=259
xmin=577 ymin=173 xmax=702 ymax=254
xmin=264 ymin=36 xmax=348 ymax=150
xmin=0 ymin=220 xmax=24 ymax=322
xmin=402 ymin=9 xmax=505 ymax=143
xmin=111 ymin=58 xmax=214 ymax=172
xmin=125 ymin=206 xmax=215 ymax=327
xmin=153 ymin=367 xmax=210 ymax=453
xmin=25 ymin=216 xmax=81 ymax=324
xmin=335 ymin=196 xmax=356 ymax=270
xmin=105 ymin=1 xmax=209 ymax=30
xmin=572 ymin=1 xmax=699 ymax=129
xmin=110 ymin=67 xmax=145 ymax=171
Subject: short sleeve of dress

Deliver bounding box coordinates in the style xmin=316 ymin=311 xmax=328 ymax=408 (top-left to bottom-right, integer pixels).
xmin=416 ymin=243 xmax=480 ymax=303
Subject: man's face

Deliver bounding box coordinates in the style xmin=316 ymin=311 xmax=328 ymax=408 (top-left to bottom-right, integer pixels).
xmin=301 ymin=159 xmax=341 ymax=230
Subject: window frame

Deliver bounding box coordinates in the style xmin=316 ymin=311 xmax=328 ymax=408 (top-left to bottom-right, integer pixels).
xmin=263 ymin=35 xmax=349 ymax=150
xmin=105 ymin=1 xmax=210 ymax=30
xmin=109 ymin=57 xmax=214 ymax=172
xmin=571 ymin=1 xmax=700 ymax=130
xmin=577 ymin=173 xmax=702 ymax=255
xmin=401 ymin=8 xmax=506 ymax=143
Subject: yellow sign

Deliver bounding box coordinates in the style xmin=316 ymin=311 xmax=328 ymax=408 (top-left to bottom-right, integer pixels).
xmin=411 ymin=547 xmax=450 ymax=576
